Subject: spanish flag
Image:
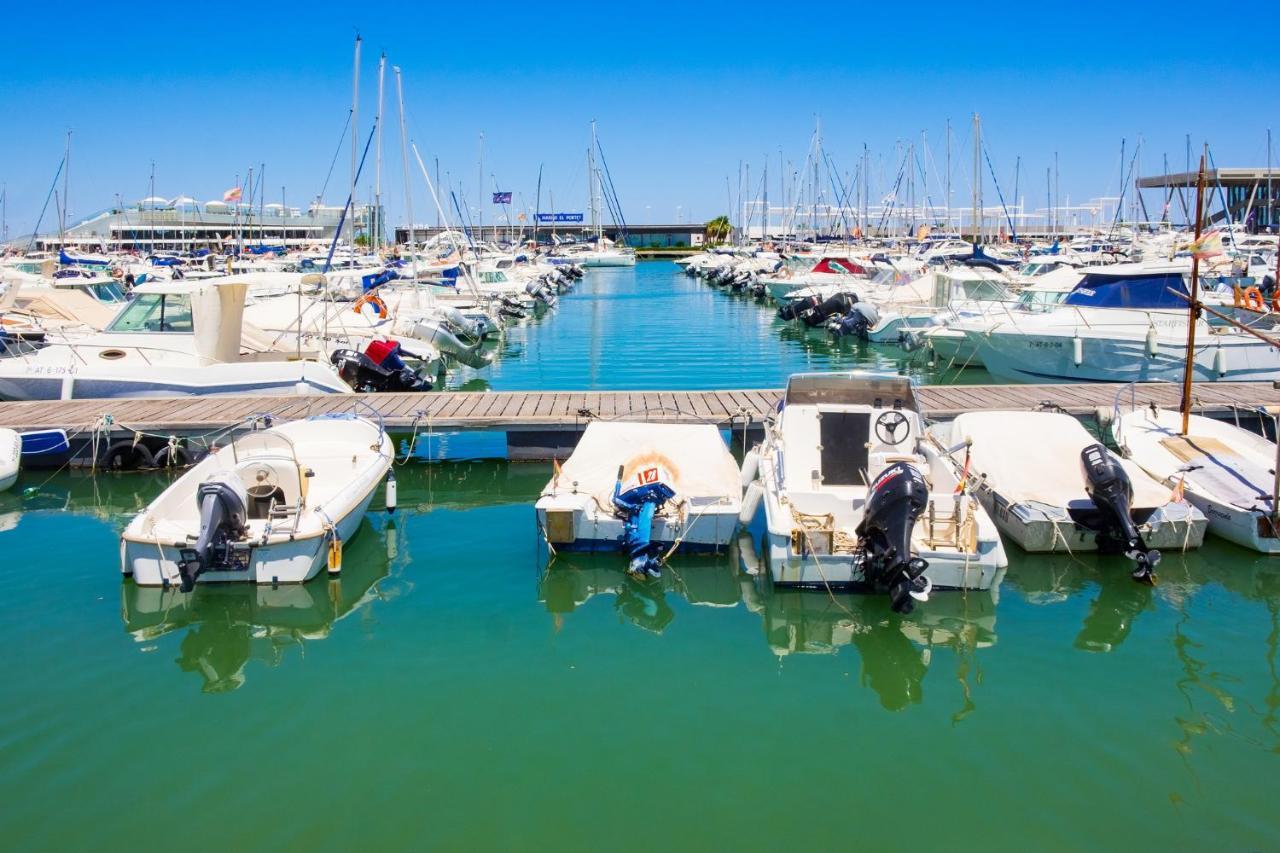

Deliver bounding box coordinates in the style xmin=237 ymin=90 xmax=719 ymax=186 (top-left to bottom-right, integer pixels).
xmin=1185 ymin=230 xmax=1223 ymax=260
xmin=1169 ymin=473 xmax=1186 ymax=503
xmin=223 ymin=186 xmax=243 ymax=203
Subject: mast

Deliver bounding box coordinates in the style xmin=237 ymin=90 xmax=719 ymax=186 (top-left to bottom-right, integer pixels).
xmin=394 ymin=66 xmax=414 ymax=278
xmin=478 ymin=132 xmax=484 ymax=244
xmin=375 ymin=52 xmax=385 ymax=252
xmin=945 ymin=119 xmax=951 ymax=233
xmin=62 ymin=131 xmax=70 ymax=246
xmin=1053 ymin=151 xmax=1059 ymax=237
xmin=1268 ymin=128 xmax=1273 ymax=233
xmin=1179 ymin=149 xmax=1208 ymax=436
xmin=971 ymin=113 xmax=981 ymax=245
xmin=349 ymin=34 xmax=361 ymax=265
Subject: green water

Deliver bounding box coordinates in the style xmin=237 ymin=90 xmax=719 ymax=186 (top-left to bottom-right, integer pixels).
xmin=2 ymin=264 xmax=1279 ymax=851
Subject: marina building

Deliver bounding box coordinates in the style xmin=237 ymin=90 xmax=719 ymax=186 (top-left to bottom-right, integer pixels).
xmin=1136 ymin=167 xmax=1280 ymax=231
xmin=21 ymin=197 xmax=383 ymax=252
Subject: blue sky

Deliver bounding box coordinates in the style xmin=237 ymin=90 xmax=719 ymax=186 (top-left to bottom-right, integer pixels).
xmin=2 ymin=0 xmax=1277 ymax=237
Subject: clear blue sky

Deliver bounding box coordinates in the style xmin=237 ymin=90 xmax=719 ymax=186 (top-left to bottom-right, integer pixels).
xmin=2 ymin=0 xmax=1277 ymax=236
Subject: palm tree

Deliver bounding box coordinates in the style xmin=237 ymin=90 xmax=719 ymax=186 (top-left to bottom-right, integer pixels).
xmin=704 ymin=215 xmax=732 ymax=245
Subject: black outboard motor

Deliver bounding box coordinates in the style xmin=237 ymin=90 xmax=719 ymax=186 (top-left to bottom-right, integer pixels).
xmin=330 ymin=343 xmax=432 ymax=393
xmin=799 ymin=292 xmax=857 ymax=327
xmin=178 ymin=472 xmax=249 ymax=591
xmin=856 ymin=462 xmax=932 ymax=613
xmin=1080 ymin=444 xmax=1160 ymax=584
xmin=831 ymin=302 xmax=880 ymax=339
xmin=778 ymin=295 xmax=819 ymax=321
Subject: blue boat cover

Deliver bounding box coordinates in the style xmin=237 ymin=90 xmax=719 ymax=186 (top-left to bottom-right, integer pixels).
xmin=1063 ymin=272 xmax=1188 ymax=309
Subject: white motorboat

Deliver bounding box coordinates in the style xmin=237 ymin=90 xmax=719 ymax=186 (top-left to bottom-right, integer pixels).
xmin=937 ymin=411 xmax=1205 ymax=568
xmin=0 ymin=428 xmax=19 ymax=491
xmin=1112 ymin=406 xmax=1280 ymax=553
xmin=121 ymin=414 xmax=394 ymax=588
xmin=751 ymin=372 xmax=1007 ymax=611
xmin=961 ymin=262 xmax=1278 ymax=384
xmin=535 ymin=421 xmax=743 ymax=576
xmin=0 ymin=278 xmax=353 ymax=400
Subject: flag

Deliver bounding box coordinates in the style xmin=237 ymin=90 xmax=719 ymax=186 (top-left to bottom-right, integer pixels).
xmin=223 ymin=186 xmax=243 ymax=203
xmin=916 ymin=224 xmax=931 ymax=241
xmin=492 ymin=191 xmax=512 ymax=204
xmin=1169 ymin=473 xmax=1186 ymax=503
xmin=1186 ymin=229 xmax=1224 ymax=260
xmin=953 ymin=450 xmax=971 ymax=494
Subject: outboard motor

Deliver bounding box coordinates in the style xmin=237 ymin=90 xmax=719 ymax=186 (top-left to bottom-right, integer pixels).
xmin=612 ymin=464 xmax=677 ymax=578
xmin=331 ymin=340 xmax=432 ymax=393
xmin=831 ymin=302 xmax=880 ymax=339
xmin=1079 ymin=444 xmax=1160 ymax=584
xmin=178 ymin=472 xmax=249 ymax=591
xmin=856 ymin=462 xmax=932 ymax=614
xmin=800 ymin=292 xmax=857 ymax=327
xmin=778 ymin=295 xmax=819 ymax=321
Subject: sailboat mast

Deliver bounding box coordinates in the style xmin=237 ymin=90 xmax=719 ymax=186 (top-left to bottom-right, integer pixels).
xmin=971 ymin=113 xmax=981 ymax=245
xmin=478 ymin=132 xmax=484 ymax=244
xmin=349 ymin=35 xmax=362 ymax=265
xmin=1179 ymin=150 xmax=1208 ymax=436
xmin=945 ymin=119 xmax=951 ymax=233
xmin=375 ymin=52 xmax=385 ymax=252
xmin=394 ymin=66 xmax=414 ymax=277
xmin=62 ymin=131 xmax=71 ymax=246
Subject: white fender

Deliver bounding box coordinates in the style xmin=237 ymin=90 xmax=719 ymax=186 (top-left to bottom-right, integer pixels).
xmin=739 ymin=481 xmax=763 ymax=526
xmin=740 ymin=448 xmax=760 ymax=490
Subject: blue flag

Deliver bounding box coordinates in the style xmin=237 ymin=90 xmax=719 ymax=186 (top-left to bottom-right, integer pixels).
xmin=492 ymin=191 xmax=512 ymax=204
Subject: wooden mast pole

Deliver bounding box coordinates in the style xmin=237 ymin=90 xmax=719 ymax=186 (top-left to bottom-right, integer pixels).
xmin=1179 ymin=150 xmax=1208 ymax=436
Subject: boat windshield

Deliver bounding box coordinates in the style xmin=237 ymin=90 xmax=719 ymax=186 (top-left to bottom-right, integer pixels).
xmin=107 ymin=293 xmax=195 ymax=332
xmin=1016 ymin=289 xmax=1068 ymax=311
xmin=85 ymin=282 xmax=127 ymax=303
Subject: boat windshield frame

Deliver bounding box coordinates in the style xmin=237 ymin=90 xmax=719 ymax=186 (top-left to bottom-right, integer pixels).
xmin=784 ymin=372 xmax=917 ymax=410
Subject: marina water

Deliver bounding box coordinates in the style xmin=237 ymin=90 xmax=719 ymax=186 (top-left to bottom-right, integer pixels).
xmin=1 ymin=264 xmax=1277 ymax=850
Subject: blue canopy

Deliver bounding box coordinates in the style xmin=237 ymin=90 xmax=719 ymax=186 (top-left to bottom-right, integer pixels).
xmin=1063 ymin=272 xmax=1188 ymax=310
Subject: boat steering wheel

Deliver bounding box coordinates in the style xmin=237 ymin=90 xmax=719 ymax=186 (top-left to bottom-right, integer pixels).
xmin=874 ymin=411 xmax=911 ymax=446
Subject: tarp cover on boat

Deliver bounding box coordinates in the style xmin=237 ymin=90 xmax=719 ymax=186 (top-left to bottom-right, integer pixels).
xmin=947 ymin=411 xmax=1172 ymax=508
xmin=554 ymin=421 xmax=741 ymax=505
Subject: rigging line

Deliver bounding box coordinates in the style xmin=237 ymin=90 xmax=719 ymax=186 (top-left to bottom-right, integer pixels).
xmin=28 ymin=154 xmax=66 ymax=252
xmin=318 ymin=110 xmax=353 ymax=203
xmin=981 ymin=142 xmax=1017 ymax=241
xmin=1205 ymin=145 xmax=1239 ymax=251
xmin=822 ymin=150 xmax=852 ymax=235
xmin=873 ymin=151 xmax=910 ymax=236
xmin=322 ymin=119 xmax=377 ymax=274
xmin=593 ymin=136 xmax=628 ymax=238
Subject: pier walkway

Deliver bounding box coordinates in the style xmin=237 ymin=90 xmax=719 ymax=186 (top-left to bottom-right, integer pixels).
xmin=0 ymin=382 xmax=1273 ymax=463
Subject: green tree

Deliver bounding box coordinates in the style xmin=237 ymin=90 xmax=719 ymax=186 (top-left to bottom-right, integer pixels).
xmin=704 ymin=215 xmax=732 ymax=244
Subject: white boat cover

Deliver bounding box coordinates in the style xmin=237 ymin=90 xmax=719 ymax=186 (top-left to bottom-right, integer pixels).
xmin=1117 ymin=409 xmax=1275 ymax=512
xmin=555 ymin=421 xmax=741 ymax=505
xmin=947 ymin=411 xmax=1172 ymax=508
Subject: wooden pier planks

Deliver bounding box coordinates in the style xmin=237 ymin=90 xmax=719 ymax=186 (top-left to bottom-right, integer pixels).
xmin=0 ymin=382 xmax=1273 ymax=437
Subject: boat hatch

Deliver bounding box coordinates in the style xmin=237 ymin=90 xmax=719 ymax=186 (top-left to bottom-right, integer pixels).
xmin=819 ymin=412 xmax=870 ymax=485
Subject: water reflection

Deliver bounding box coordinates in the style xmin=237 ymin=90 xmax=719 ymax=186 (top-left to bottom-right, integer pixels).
xmin=121 ymin=518 xmax=407 ymax=692
xmin=539 ymin=554 xmax=741 ymax=635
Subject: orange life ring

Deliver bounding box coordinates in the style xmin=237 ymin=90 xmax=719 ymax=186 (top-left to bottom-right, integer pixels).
xmin=1244 ymin=287 xmax=1265 ymax=312
xmin=353 ymin=293 xmax=388 ymax=319
xmin=1272 ymin=291 xmax=1280 ymax=313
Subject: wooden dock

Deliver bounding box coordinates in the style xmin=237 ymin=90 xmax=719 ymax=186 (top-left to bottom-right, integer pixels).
xmin=0 ymin=381 xmax=1273 ymax=464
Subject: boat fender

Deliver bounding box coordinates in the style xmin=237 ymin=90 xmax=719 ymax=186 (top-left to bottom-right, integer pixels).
xmin=1213 ymin=344 xmax=1227 ymax=377
xmin=102 ymin=440 xmax=155 ymax=471
xmin=1145 ymin=326 xmax=1159 ymax=358
xmin=153 ymin=442 xmax=191 ymax=469
xmin=739 ymin=448 xmax=760 ymax=489
xmin=1072 ymin=334 xmax=1084 ymax=367
xmin=327 ymin=530 xmax=343 ymax=576
xmin=385 ymin=469 xmax=397 ymax=514
xmin=739 ymin=481 xmax=763 ymax=526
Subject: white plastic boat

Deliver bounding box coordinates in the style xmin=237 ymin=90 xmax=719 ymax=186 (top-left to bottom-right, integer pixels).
xmin=535 ymin=421 xmax=742 ymax=575
xmin=938 ymin=411 xmax=1206 ymax=558
xmin=121 ymin=414 xmax=393 ymax=587
xmin=0 ymin=429 xmax=19 ymax=491
xmin=0 ymin=278 xmax=353 ymax=401
xmin=1112 ymin=406 xmax=1280 ymax=553
xmin=752 ymin=372 xmax=1007 ymax=611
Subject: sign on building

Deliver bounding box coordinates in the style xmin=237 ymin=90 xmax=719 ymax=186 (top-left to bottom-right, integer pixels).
xmin=536 ymin=213 xmax=585 ymax=223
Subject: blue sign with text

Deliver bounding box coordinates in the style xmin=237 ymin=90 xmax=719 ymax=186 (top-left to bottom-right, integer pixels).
xmin=536 ymin=213 xmax=585 ymax=223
